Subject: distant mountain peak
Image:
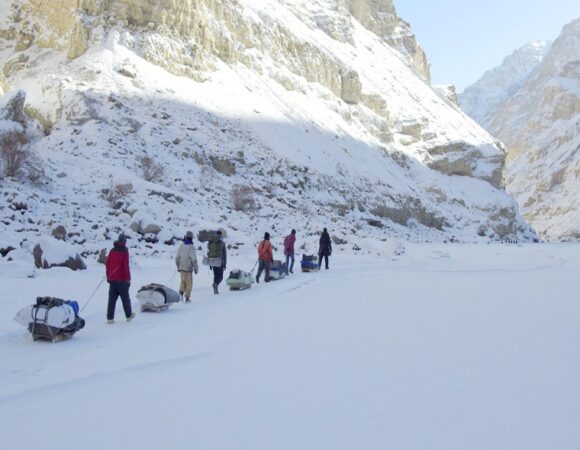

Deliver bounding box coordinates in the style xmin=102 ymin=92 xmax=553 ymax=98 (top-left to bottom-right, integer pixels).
xmin=459 ymin=40 xmax=552 ymax=127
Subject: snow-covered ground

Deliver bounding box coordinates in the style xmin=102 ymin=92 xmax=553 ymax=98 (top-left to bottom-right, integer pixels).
xmin=1 ymin=243 xmax=579 ymax=449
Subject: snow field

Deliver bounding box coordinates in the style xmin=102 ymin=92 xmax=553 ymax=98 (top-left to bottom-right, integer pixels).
xmin=1 ymin=243 xmax=579 ymax=449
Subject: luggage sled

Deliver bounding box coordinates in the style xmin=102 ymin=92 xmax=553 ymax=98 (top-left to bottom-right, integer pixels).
xmin=14 ymin=297 xmax=85 ymax=342
xmin=226 ymin=269 xmax=254 ymax=291
xmin=300 ymin=254 xmax=319 ymax=272
xmin=137 ymin=284 xmax=180 ymax=312
xmin=269 ymin=260 xmax=288 ymax=281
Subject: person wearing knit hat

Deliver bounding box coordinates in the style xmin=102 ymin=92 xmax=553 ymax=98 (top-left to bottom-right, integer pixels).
xmin=207 ymin=230 xmax=227 ymax=294
xmin=175 ymin=230 xmax=199 ymax=302
xmin=105 ymin=232 xmax=134 ymax=323
xmin=256 ymin=232 xmax=273 ymax=283
xmin=318 ymin=227 xmax=332 ymax=270
xmin=283 ymin=229 xmax=297 ymax=275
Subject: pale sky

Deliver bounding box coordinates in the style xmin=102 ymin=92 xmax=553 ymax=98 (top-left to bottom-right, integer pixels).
xmin=393 ymin=0 xmax=580 ymax=91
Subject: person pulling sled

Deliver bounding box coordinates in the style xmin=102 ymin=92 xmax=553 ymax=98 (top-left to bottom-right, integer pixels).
xmin=175 ymin=230 xmax=199 ymax=302
xmin=105 ymin=233 xmax=135 ymax=323
xmin=256 ymin=232 xmax=273 ymax=283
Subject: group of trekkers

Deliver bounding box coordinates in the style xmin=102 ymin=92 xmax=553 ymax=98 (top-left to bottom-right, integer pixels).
xmin=105 ymin=227 xmax=333 ymax=322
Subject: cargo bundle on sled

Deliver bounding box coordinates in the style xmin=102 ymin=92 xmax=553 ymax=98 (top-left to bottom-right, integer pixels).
xmin=300 ymin=254 xmax=319 ymax=272
xmin=197 ymin=229 xmax=227 ymax=242
xmin=269 ymin=260 xmax=288 ymax=280
xmin=226 ymin=269 xmax=253 ymax=290
xmin=137 ymin=284 xmax=180 ymax=312
xmin=14 ymin=297 xmax=85 ymax=342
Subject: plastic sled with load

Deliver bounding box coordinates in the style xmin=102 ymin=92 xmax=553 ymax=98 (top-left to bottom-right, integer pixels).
xmin=301 ymin=254 xmax=319 ymax=272
xmin=137 ymin=283 xmax=180 ymax=312
xmin=226 ymin=269 xmax=254 ymax=290
xmin=14 ymin=297 xmax=85 ymax=342
xmin=269 ymin=260 xmax=288 ymax=281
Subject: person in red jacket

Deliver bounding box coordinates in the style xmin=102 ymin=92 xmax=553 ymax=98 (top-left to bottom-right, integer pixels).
xmin=256 ymin=232 xmax=273 ymax=283
xmin=105 ymin=233 xmax=135 ymax=323
xmin=283 ymin=229 xmax=296 ymax=275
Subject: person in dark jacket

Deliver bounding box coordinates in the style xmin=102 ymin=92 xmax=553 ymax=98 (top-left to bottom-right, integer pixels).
xmin=105 ymin=233 xmax=135 ymax=323
xmin=318 ymin=228 xmax=332 ymax=270
xmin=283 ymin=229 xmax=296 ymax=275
xmin=207 ymin=230 xmax=227 ymax=294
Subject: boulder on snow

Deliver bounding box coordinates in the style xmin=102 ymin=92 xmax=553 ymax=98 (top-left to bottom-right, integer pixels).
xmin=1 ymin=246 xmax=16 ymax=257
xmin=129 ymin=211 xmax=162 ymax=235
xmin=118 ymin=64 xmax=137 ymax=78
xmin=97 ymin=248 xmax=108 ymax=264
xmin=33 ymin=239 xmax=86 ymax=271
xmin=210 ymin=157 xmax=236 ymax=176
xmin=51 ymin=225 xmax=67 ymax=241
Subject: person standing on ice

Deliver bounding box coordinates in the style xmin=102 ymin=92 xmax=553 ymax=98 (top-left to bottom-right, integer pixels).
xmin=105 ymin=233 xmax=135 ymax=323
xmin=175 ymin=230 xmax=199 ymax=303
xmin=256 ymin=232 xmax=273 ymax=283
xmin=283 ymin=229 xmax=296 ymax=275
xmin=318 ymin=227 xmax=332 ymax=270
xmin=207 ymin=230 xmax=227 ymax=295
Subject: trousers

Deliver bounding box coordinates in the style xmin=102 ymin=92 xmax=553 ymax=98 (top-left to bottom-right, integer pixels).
xmin=107 ymin=281 xmax=132 ymax=320
xmin=179 ymin=271 xmax=193 ymax=299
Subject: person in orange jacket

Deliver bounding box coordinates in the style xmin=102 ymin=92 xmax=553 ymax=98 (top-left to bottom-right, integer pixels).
xmin=256 ymin=232 xmax=273 ymax=283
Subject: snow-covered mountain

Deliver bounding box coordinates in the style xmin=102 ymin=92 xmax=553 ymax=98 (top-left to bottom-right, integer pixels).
xmin=461 ymin=19 xmax=579 ymax=241
xmin=459 ymin=41 xmax=552 ymax=128
xmin=0 ymin=0 xmax=533 ymax=263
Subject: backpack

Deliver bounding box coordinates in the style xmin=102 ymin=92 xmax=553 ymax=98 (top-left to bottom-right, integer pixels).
xmin=207 ymin=240 xmax=223 ymax=267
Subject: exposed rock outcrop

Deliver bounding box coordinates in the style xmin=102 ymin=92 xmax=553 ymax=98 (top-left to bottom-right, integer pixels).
xmin=340 ymin=70 xmax=362 ymax=104
xmin=0 ymin=72 xmax=8 ymax=94
xmin=0 ymin=89 xmax=26 ymax=124
xmin=339 ymin=0 xmax=430 ymax=82
xmin=426 ymin=142 xmax=504 ymax=189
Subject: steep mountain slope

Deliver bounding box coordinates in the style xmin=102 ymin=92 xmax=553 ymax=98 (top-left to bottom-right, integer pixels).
xmin=475 ymin=19 xmax=579 ymax=241
xmin=459 ymin=41 xmax=551 ymax=128
xmin=0 ymin=0 xmax=532 ymax=261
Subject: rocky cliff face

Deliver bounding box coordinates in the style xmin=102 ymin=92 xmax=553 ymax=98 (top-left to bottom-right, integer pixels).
xmin=461 ymin=19 xmax=579 ymax=241
xmin=0 ymin=0 xmax=532 ymax=256
xmin=338 ymin=0 xmax=430 ymax=82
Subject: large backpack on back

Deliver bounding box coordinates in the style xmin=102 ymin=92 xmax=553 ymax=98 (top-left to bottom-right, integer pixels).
xmin=206 ymin=240 xmax=223 ymax=267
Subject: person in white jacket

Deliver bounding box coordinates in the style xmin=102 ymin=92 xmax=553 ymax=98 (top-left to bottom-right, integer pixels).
xmin=175 ymin=231 xmax=199 ymax=302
